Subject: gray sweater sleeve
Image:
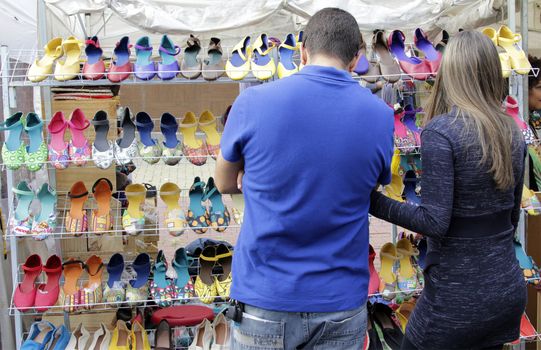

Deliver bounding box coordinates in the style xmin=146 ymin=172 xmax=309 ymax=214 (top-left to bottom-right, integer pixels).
xmin=369 ymin=129 xmax=454 ymax=239
xmin=511 ymin=151 xmax=525 ymax=231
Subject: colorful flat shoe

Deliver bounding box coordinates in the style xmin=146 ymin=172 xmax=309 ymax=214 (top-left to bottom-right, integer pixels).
xmin=134 ymin=36 xmax=157 ymax=80
xmin=34 ymin=255 xmax=62 ymax=313
xmin=394 ymin=106 xmax=417 ymax=153
xmin=48 ymin=324 xmax=71 ymax=350
xmin=403 ymin=105 xmax=422 ymax=146
xmin=31 ymin=183 xmax=57 ymax=240
xmin=514 ymin=239 xmax=541 ymax=286
xmin=65 ymin=181 xmax=89 ymax=235
xmin=202 ymin=37 xmax=225 ymax=81
xmin=48 ymin=111 xmax=70 ymax=169
xmin=68 ymin=108 xmax=91 ymax=166
xmin=214 ymin=244 xmax=232 ymax=299
xmin=158 ymin=35 xmax=181 ymax=80
xmin=230 ymin=194 xmax=244 ymax=225
xmin=66 ymin=323 xmax=91 ymax=350
xmin=104 ymin=253 xmax=126 ymax=306
xmin=498 ymin=25 xmax=531 ymax=75
xmin=136 ymin=111 xmax=161 ymax=164
xmin=277 ymin=33 xmax=298 ymax=79
xmin=226 ymin=36 xmax=251 ymax=81
xmin=83 ymin=36 xmax=105 ymax=80
xmin=199 ymin=110 xmax=221 ymax=160
xmin=252 ymin=33 xmax=276 ymax=81
xmin=28 ymin=38 xmax=63 ymax=82
xmin=10 ymin=181 xmax=34 ymax=236
xmin=195 ymin=246 xmax=218 ymax=304
xmin=54 ymin=36 xmax=83 ymax=81
xmin=395 ymin=238 xmax=419 ymax=302
xmin=403 ymin=170 xmax=421 ymax=205
xmin=414 ymin=28 xmax=442 ymax=76
xmin=505 ymin=95 xmax=536 ymax=144
xmin=180 ymin=112 xmax=207 ymax=166
xmin=151 ymin=252 xmax=175 ymax=307
xmin=21 ymin=321 xmax=55 ymax=349
xmin=25 ymin=113 xmax=48 ymax=171
xmin=160 ymin=112 xmax=182 ymax=165
xmin=172 ymin=248 xmax=195 ymax=301
xmin=108 ymin=36 xmax=133 ymax=83
xmin=91 ymin=111 xmax=114 ymax=169
xmin=181 ymin=34 xmax=202 ymax=79
xmin=379 ymin=243 xmax=401 ymax=301
xmin=81 ymin=255 xmax=104 ymax=310
xmin=368 ymin=245 xmax=380 ymax=296
xmin=0 ymin=112 xmax=25 ymax=170
xmin=160 ymin=182 xmax=187 ymax=237
xmin=388 ymin=30 xmax=429 ymax=81
xmin=187 ymin=177 xmax=210 ymax=234
xmin=522 ymin=185 xmax=541 ymax=216
xmin=14 ymin=254 xmax=42 ymax=311
xmin=126 ymin=253 xmax=151 ymax=305
xmin=61 ymin=258 xmax=84 ymax=313
xmin=122 ymin=183 xmax=146 ymax=235
xmin=373 ymin=30 xmax=401 ymax=83
xmin=88 ymin=323 xmax=111 ymax=350
xmin=89 ymin=178 xmax=113 ymax=234
xmin=114 ymin=107 xmax=138 ymax=166
xmin=130 ymin=321 xmax=151 ymax=350
xmin=204 ymin=177 xmax=230 ymax=232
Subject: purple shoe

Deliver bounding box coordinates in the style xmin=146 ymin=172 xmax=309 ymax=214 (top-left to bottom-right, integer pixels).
xmin=158 ymin=35 xmax=181 ymax=80
xmin=403 ymin=105 xmax=422 ymax=146
xmin=134 ymin=36 xmax=157 ymax=80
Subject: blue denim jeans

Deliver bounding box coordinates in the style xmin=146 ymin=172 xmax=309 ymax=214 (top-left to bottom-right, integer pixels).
xmin=231 ymin=303 xmax=367 ymax=350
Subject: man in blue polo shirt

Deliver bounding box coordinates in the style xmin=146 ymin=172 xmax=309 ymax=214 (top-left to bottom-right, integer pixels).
xmin=215 ymin=7 xmax=393 ymax=349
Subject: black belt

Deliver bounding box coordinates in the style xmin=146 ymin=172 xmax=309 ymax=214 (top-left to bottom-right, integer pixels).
xmin=446 ymin=209 xmax=513 ymax=238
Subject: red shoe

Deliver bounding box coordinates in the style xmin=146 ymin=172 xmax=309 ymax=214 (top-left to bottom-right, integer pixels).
xmin=368 ymin=245 xmax=380 ymax=295
xmin=34 ymin=255 xmax=62 ymax=312
xmin=13 ymin=254 xmax=42 ymax=311
xmin=520 ymin=313 xmax=537 ymax=340
xmin=83 ymin=36 xmax=105 ymax=80
xmin=108 ymin=36 xmax=132 ymax=83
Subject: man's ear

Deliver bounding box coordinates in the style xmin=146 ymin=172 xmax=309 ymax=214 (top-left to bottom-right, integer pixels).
xmin=347 ymin=52 xmax=361 ymax=73
xmin=301 ymin=44 xmax=308 ymax=65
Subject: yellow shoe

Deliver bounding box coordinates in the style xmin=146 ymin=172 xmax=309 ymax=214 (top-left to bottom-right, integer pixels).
xmin=482 ymin=28 xmax=511 ymax=78
xmin=180 ymin=112 xmax=208 ymax=166
xmin=251 ymin=34 xmax=276 ymax=81
xmin=194 ymin=246 xmax=218 ymax=304
xmin=277 ymin=34 xmax=298 ymax=79
xmin=198 ymin=110 xmax=221 ymax=160
xmin=159 ymin=182 xmax=187 ymax=236
xmin=109 ymin=320 xmax=130 ymax=350
xmin=27 ymin=38 xmax=63 ymax=82
xmin=379 ymin=242 xmax=401 ymax=301
xmin=54 ymin=36 xmax=83 ymax=81
xmin=122 ymin=183 xmax=146 ymax=235
xmin=497 ymin=25 xmax=531 ymax=75
xmin=522 ymin=185 xmax=541 ymax=216
xmin=482 ymin=27 xmax=498 ymax=45
xmin=384 ymin=150 xmax=404 ymax=202
xmin=214 ymin=244 xmax=233 ymax=299
xmin=225 ymin=36 xmax=251 ymax=81
xmin=396 ymin=300 xmax=416 ymax=332
xmin=130 ymin=321 xmax=151 ymax=350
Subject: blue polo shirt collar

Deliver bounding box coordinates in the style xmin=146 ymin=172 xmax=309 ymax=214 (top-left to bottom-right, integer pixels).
xmin=297 ymin=64 xmax=356 ymax=83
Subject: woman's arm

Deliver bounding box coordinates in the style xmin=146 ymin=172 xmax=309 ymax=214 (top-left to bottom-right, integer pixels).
xmin=369 ymin=129 xmax=454 ymax=239
xmin=511 ymin=147 xmax=526 ymax=231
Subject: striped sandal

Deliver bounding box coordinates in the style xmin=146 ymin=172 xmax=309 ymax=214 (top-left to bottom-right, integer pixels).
xmin=89 ymin=178 xmax=113 ymax=234
xmin=65 ymin=182 xmax=89 ymax=235
xmin=62 ymin=259 xmax=84 ymax=313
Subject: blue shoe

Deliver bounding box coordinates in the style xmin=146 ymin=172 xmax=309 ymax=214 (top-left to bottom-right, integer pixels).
xmin=103 ymin=253 xmax=126 ymax=306
xmin=11 ymin=181 xmax=34 ymax=236
xmin=151 ymin=250 xmax=175 ymax=307
xmin=134 ymin=36 xmax=157 ymax=80
xmin=204 ymin=177 xmax=230 ymax=232
xmin=22 ymin=321 xmax=55 ymax=350
xmin=0 ymin=112 xmax=26 ymax=170
xmin=187 ymin=177 xmax=210 ymax=234
xmin=126 ymin=253 xmax=151 ymax=304
xmin=172 ymin=248 xmax=194 ymax=301
xmin=135 ymin=112 xmax=161 ymax=164
xmin=25 ymin=113 xmax=48 ymax=172
xmin=47 ymin=325 xmax=70 ymax=350
xmin=160 ymin=113 xmax=182 ymax=165
xmin=32 ymin=183 xmax=57 ymax=240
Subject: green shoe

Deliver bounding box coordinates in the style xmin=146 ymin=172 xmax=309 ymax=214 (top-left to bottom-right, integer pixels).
xmin=0 ymin=112 xmax=26 ymax=170
xmin=24 ymin=113 xmax=48 ymax=172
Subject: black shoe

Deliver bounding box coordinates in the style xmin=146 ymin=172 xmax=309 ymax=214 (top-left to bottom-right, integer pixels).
xmin=372 ymin=303 xmax=404 ymax=350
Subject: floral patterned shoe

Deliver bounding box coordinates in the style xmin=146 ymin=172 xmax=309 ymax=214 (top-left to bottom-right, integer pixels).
xmin=122 ymin=184 xmax=146 ymax=235
xmin=151 ymin=253 xmax=175 ymax=307
xmin=204 ymin=177 xmax=230 ymax=232
xmin=67 ymin=109 xmax=91 ymax=166
xmin=92 ymin=111 xmax=114 ymax=169
xmin=199 ymin=111 xmax=221 ymax=160
xmin=160 ymin=182 xmax=188 ymax=237
xmin=136 ymin=112 xmax=162 ymax=164
xmin=115 ymin=107 xmax=138 ymax=166
xmin=172 ymin=248 xmax=195 ymax=302
xmin=514 ymin=239 xmax=541 ymax=286
xmin=396 ymin=239 xmax=419 ymax=301
xmin=65 ymin=182 xmax=89 ymax=235
xmin=194 ymin=246 xmax=218 ymax=304
xmin=31 ymin=183 xmax=57 ymax=241
xmin=214 ymin=244 xmax=232 ymax=300
xmin=81 ymin=255 xmax=104 ymax=310
xmin=379 ymin=243 xmax=401 ymax=301
xmin=160 ymin=112 xmax=183 ymax=165
xmin=25 ymin=113 xmax=48 ymax=171
xmin=0 ymin=112 xmax=26 ymax=170
xmin=104 ymin=253 xmax=126 ymax=307
xmin=394 ymin=108 xmax=417 ymax=154
xmin=62 ymin=259 xmax=84 ymax=313
xmin=126 ymin=253 xmax=151 ymax=305
xmin=48 ymin=111 xmax=70 ymax=169
xmin=11 ymin=181 xmax=34 ymax=236
xmin=187 ymin=177 xmax=210 ymax=234
xmin=180 ymin=112 xmax=208 ymax=166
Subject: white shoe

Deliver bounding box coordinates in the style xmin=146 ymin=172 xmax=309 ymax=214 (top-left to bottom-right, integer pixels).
xmin=87 ymin=323 xmax=111 ymax=350
xmin=211 ymin=313 xmax=230 ymax=350
xmin=65 ymin=323 xmax=90 ymax=350
xmin=188 ymin=319 xmax=213 ymax=350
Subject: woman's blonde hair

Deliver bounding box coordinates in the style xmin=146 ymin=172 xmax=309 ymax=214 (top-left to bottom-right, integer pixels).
xmin=425 ymin=30 xmax=520 ymax=190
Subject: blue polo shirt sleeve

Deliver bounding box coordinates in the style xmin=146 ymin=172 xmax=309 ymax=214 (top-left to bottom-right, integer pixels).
xmin=377 ymin=110 xmax=394 ymax=186
xmin=220 ymin=90 xmax=253 ymax=163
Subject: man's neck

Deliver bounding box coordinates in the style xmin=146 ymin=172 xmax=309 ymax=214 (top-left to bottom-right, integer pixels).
xmin=307 ymin=55 xmax=348 ymax=71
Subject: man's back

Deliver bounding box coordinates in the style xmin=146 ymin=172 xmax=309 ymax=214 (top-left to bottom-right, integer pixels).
xmin=221 ymin=65 xmax=393 ymax=312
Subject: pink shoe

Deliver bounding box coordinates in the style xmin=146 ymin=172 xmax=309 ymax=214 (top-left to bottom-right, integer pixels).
xmin=414 ymin=28 xmax=442 ymax=76
xmin=14 ymin=254 xmax=42 ymax=311
xmin=394 ymin=107 xmax=417 ymax=154
xmin=48 ymin=112 xmax=70 ymax=169
xmin=34 ymin=255 xmax=62 ymax=312
xmin=505 ymin=96 xmax=536 ymax=144
xmin=368 ymin=245 xmax=380 ymax=295
xmin=83 ymin=36 xmax=105 ymax=80
xmin=108 ymin=36 xmax=133 ymax=83
xmin=68 ymin=109 xmax=91 ymax=166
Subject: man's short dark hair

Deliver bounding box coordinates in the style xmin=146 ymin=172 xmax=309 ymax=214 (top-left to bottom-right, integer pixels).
xmin=303 ymin=8 xmax=361 ymax=66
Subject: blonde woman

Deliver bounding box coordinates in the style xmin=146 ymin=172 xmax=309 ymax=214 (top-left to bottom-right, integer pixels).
xmin=370 ymin=31 xmax=527 ymax=349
